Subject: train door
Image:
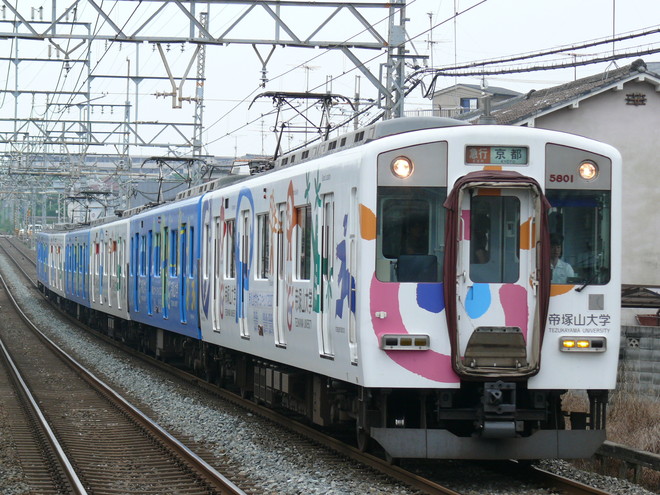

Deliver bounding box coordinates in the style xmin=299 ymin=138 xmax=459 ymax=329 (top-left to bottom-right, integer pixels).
xmin=131 ymin=233 xmax=138 ymax=310
xmin=348 ymin=187 xmax=358 ymax=364
xmin=212 ymin=216 xmax=222 ymax=331
xmin=107 ymin=238 xmax=114 ymax=308
xmin=102 ymin=241 xmax=108 ymax=305
xmin=239 ymin=211 xmax=250 ymax=338
xmin=274 ymin=204 xmax=287 ymax=346
xmin=65 ymin=243 xmax=70 ymax=294
xmin=447 ymin=174 xmax=547 ymax=378
xmin=117 ymin=237 xmax=123 ymax=310
xmin=319 ymin=194 xmax=334 ymax=357
xmin=163 ymin=227 xmax=170 ymax=319
xmin=82 ymin=243 xmax=87 ymax=300
xmin=180 ymin=224 xmax=188 ymax=323
xmin=58 ymin=242 xmax=64 ymax=291
xmin=93 ymin=238 xmax=100 ymax=304
xmin=76 ymin=244 xmax=82 ymax=298
xmin=147 ymin=230 xmax=153 ymax=315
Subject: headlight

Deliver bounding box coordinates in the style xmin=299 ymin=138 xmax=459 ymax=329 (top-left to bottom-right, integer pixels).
xmin=391 ymin=156 xmax=413 ymax=179
xmin=578 ymin=160 xmax=598 ymax=181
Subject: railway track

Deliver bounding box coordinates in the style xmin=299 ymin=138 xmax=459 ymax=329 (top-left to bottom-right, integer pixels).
xmin=0 ymin=245 xmax=246 ymax=494
xmin=0 ymin=237 xmax=642 ymax=495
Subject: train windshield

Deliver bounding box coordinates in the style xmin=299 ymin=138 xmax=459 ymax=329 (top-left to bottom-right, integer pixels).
xmin=546 ymin=190 xmax=611 ymax=285
xmin=376 ymin=186 xmax=446 ymax=283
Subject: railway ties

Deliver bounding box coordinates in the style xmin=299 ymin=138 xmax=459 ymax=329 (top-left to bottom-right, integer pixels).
xmin=0 ymin=267 xmax=246 ymax=495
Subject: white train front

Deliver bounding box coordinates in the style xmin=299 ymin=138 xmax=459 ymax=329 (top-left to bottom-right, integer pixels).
xmin=37 ymin=117 xmax=621 ymax=460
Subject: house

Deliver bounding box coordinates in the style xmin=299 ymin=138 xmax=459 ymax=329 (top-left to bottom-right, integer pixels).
xmin=426 ymin=83 xmax=520 ymax=118
xmin=456 ymin=59 xmax=660 ymax=298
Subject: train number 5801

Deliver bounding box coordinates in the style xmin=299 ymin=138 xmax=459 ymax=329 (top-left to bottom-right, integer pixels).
xmin=549 ymin=174 xmax=574 ymax=183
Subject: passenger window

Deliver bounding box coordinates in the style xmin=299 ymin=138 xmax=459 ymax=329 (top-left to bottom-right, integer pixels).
xmin=296 ymin=205 xmax=312 ymax=281
xmin=257 ymin=214 xmax=270 ymax=279
xmin=180 ymin=224 xmax=187 ymax=278
xmin=225 ymin=219 xmax=236 ymax=278
xmin=140 ymin=235 xmax=147 ymax=276
xmin=170 ymin=229 xmax=178 ymax=276
xmin=546 ymin=190 xmax=611 ymax=285
xmin=154 ymin=232 xmax=161 ymax=277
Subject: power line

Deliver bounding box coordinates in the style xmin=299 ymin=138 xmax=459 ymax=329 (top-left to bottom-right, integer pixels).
xmin=428 ymin=26 xmax=660 ymax=73
xmin=427 ymin=44 xmax=660 ymax=78
xmin=203 ymin=0 xmax=418 ymax=139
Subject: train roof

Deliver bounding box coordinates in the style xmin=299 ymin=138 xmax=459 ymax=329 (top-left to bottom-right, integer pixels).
xmin=274 ymin=116 xmax=469 ymax=169
xmin=39 ymin=222 xmax=88 ymax=233
xmin=175 ymin=117 xmax=470 ymax=202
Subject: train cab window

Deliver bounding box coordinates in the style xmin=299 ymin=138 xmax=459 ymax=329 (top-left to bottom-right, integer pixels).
xmin=296 ymin=205 xmax=312 ymax=281
xmin=376 ymin=186 xmax=446 ymax=283
xmin=546 ymin=190 xmax=611 ymax=285
xmin=469 ymin=195 xmax=520 ymax=284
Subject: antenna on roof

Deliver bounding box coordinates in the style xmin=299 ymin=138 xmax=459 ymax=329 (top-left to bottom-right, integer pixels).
xmin=477 ymin=76 xmax=495 ymax=125
xmin=605 ymin=0 xmax=619 ymax=74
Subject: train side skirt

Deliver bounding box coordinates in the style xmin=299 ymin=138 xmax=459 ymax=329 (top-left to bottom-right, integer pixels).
xmin=370 ymin=428 xmax=607 ymax=459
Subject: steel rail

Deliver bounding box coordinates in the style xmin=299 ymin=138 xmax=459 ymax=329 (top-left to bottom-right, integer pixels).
xmin=0 ymin=264 xmax=247 ymax=495
xmin=0 ymin=309 xmax=88 ymax=494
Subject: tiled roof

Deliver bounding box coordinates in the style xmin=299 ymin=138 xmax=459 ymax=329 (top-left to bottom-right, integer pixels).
xmin=433 ymin=83 xmax=521 ymax=98
xmin=458 ymin=59 xmax=660 ymax=124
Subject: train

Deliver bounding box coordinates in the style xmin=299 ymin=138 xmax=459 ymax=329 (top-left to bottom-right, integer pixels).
xmin=37 ymin=117 xmax=621 ymax=460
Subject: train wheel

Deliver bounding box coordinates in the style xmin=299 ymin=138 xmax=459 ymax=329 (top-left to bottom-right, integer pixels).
xmin=385 ymin=451 xmax=400 ymax=466
xmin=356 ymin=426 xmax=372 ymax=453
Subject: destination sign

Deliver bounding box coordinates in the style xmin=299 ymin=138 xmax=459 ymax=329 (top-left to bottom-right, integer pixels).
xmin=466 ymin=146 xmax=528 ymax=165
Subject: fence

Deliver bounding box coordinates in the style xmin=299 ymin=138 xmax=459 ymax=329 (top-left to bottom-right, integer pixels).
xmin=619 ymin=324 xmax=660 ymax=400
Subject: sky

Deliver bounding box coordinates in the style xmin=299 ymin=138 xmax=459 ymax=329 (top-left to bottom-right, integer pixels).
xmin=181 ymin=0 xmax=660 ymax=156
xmin=1 ymin=0 xmax=659 ymax=159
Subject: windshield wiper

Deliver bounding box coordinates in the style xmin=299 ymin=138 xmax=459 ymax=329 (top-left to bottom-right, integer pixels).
xmin=575 ymin=267 xmax=605 ymax=293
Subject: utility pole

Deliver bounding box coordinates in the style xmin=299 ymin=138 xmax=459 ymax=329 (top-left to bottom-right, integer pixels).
xmin=193 ymin=12 xmax=208 ymax=161
xmin=385 ymin=0 xmax=408 ymax=119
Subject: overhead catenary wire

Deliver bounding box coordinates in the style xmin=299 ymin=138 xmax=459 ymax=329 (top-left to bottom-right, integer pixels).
xmin=202 ymin=0 xmax=490 ymax=152
xmin=430 ymin=25 xmax=660 ymax=73
xmin=414 ymin=26 xmax=660 ymax=97
xmin=4 ymin=1 xmax=660 ymax=160
xmin=208 ymin=1 xmax=660 ymax=155
xmin=202 ymin=0 xmax=421 ymax=142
